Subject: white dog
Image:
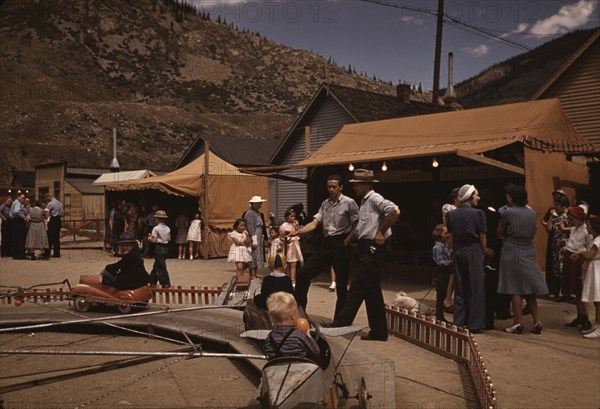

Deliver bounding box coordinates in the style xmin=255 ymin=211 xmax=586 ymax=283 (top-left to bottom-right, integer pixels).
xmin=391 ymin=291 xmax=420 ymax=313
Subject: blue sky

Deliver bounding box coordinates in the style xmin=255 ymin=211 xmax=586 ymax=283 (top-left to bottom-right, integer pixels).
xmin=191 ymin=0 xmax=598 ymax=89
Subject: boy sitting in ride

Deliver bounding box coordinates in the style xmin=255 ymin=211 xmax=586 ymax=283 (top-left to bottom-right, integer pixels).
xmin=254 ymin=252 xmax=294 ymax=310
xmin=264 ymin=291 xmax=320 ymax=361
xmin=102 ymin=232 xmax=150 ymax=290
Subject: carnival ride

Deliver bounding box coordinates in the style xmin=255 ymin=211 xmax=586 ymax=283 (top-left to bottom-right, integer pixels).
xmin=0 ymin=277 xmax=387 ymax=408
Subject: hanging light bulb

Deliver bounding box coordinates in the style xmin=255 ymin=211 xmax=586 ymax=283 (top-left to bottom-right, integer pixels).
xmin=381 ymin=161 xmax=388 ymax=172
xmin=348 ymin=163 xmax=354 ymax=171
xmin=432 ymin=158 xmax=439 ymax=168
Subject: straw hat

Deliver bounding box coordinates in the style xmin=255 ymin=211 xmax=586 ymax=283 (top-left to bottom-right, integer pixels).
xmin=154 ymin=210 xmax=168 ymax=219
xmin=248 ymin=196 xmax=267 ymax=203
xmin=349 ymin=169 xmax=379 ymax=183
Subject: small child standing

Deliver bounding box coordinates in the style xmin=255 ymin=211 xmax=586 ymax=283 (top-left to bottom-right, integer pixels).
xmin=187 ymin=213 xmax=202 ymax=260
xmin=432 ymin=224 xmax=453 ymax=323
xmin=227 ymin=219 xmax=253 ymax=279
xmin=254 ymin=252 xmax=293 ymax=310
xmin=268 ymin=227 xmax=283 ymax=259
xmin=279 ymin=209 xmax=303 ymax=285
xmin=580 ymin=216 xmax=600 ymax=339
xmin=562 ymin=206 xmax=593 ymax=331
xmin=264 ymin=291 xmax=320 ymax=361
xmin=148 ymin=210 xmax=171 ymax=288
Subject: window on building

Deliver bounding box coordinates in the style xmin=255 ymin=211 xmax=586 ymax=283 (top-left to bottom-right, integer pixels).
xmin=53 ymin=181 xmax=60 ymax=199
xmin=38 ymin=187 xmax=49 ymax=201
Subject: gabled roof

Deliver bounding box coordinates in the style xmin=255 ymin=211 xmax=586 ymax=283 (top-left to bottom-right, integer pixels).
xmin=532 ymin=28 xmax=600 ymax=100
xmin=326 ymin=84 xmax=435 ymax=122
xmin=177 ymin=136 xmax=279 ymax=169
xmin=93 ymin=170 xmax=157 ymax=186
xmin=269 ymin=83 xmax=438 ymax=163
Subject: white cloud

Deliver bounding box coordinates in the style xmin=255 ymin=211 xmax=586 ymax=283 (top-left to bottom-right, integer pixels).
xmin=461 ymin=44 xmax=490 ymax=57
xmin=529 ymin=0 xmax=596 ymax=35
xmin=504 ymin=0 xmax=596 ymax=37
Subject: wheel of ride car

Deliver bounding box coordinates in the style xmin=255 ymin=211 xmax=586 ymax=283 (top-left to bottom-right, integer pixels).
xmin=117 ymin=303 xmax=132 ymax=314
xmin=73 ymin=297 xmax=91 ymax=313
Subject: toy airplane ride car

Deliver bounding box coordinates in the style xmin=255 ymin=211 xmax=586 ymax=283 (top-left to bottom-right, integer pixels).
xmin=70 ymin=275 xmax=152 ymax=314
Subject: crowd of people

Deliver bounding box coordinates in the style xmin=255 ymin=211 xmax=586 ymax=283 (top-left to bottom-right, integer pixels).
xmin=0 ymin=192 xmax=63 ymax=260
xmin=431 ymin=184 xmax=599 ymax=339
xmin=3 ymin=173 xmax=598 ymax=345
xmin=240 ymin=174 xmax=599 ymax=344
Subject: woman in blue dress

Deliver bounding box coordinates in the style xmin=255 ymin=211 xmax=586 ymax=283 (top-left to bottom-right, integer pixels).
xmin=497 ymin=185 xmax=548 ymax=334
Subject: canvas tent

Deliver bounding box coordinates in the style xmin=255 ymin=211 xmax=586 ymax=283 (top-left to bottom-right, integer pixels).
xmin=295 ymin=98 xmax=593 ymax=269
xmin=106 ymin=152 xmax=269 ymax=257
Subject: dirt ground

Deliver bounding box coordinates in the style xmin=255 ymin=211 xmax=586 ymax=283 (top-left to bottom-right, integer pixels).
xmin=1 ymin=249 xmax=599 ymax=408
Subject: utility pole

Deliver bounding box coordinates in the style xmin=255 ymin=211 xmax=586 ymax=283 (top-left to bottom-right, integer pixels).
xmin=432 ymin=0 xmax=444 ymax=112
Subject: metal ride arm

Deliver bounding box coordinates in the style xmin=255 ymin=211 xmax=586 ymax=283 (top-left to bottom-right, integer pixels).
xmin=0 ymin=349 xmax=266 ymax=360
xmin=0 ymin=304 xmax=246 ymax=334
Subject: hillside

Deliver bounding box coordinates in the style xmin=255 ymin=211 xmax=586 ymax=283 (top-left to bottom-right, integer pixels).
xmin=0 ymin=0 xmax=393 ymax=184
xmin=455 ymin=28 xmax=597 ymax=108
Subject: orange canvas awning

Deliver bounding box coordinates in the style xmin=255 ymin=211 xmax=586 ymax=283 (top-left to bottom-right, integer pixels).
xmin=297 ymin=98 xmax=592 ymax=167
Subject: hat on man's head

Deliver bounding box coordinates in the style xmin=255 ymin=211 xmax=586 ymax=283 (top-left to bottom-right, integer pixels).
xmin=349 ymin=169 xmax=379 ymax=183
xmin=154 ymin=210 xmax=168 ymax=219
xmin=116 ymin=232 xmax=138 ymax=245
xmin=268 ymin=252 xmax=287 ymax=270
xmin=567 ymin=206 xmax=585 ymax=221
xmin=248 ymin=196 xmax=267 ymax=203
xmin=458 ymin=184 xmax=476 ymax=203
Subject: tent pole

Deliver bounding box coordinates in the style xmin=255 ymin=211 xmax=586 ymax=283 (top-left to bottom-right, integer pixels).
xmin=203 ymin=141 xmax=210 ymax=261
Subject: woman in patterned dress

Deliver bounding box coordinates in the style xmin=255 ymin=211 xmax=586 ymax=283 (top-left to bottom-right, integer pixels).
xmin=545 ymin=193 xmax=571 ymax=301
xmin=175 ymin=213 xmax=190 ymax=259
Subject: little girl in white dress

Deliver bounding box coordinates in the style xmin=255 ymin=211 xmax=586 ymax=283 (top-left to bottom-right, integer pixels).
xmin=581 ymin=216 xmax=600 ymax=339
xmin=227 ymin=219 xmax=252 ymax=279
xmin=279 ymin=209 xmax=303 ymax=285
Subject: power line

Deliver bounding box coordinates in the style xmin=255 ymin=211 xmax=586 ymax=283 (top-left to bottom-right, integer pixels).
xmin=359 ymin=0 xmax=558 ymax=58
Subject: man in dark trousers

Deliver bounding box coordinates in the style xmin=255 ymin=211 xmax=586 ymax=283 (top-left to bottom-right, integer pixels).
xmin=44 ymin=192 xmax=64 ymax=258
xmin=102 ymin=232 xmax=150 ymax=290
xmin=326 ymin=169 xmax=400 ymax=341
xmin=9 ymin=193 xmax=27 ymax=260
xmin=290 ymin=174 xmax=359 ymax=320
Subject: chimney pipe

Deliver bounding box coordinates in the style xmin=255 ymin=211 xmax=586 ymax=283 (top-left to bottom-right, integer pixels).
xmin=443 ymin=52 xmax=457 ymax=103
xmin=110 ymin=127 xmax=120 ymax=172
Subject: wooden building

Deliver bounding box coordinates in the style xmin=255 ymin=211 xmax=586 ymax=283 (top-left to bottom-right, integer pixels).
xmin=35 ymin=163 xmax=105 ymax=220
xmin=532 ymin=28 xmax=600 ymax=148
xmin=268 ymin=83 xmax=449 ymax=222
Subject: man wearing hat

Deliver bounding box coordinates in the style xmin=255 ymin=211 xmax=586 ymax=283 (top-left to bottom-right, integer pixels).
xmin=244 ymin=196 xmax=268 ymax=278
xmin=290 ymin=174 xmax=359 ymax=320
xmin=326 ymin=169 xmax=399 ymax=341
xmin=446 ymin=184 xmax=487 ymax=333
xmin=147 ymin=210 xmax=171 ymax=288
xmin=102 ymin=232 xmax=150 ymax=290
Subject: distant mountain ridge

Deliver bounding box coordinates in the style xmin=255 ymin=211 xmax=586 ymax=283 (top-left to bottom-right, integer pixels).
xmin=0 ymin=0 xmax=392 ymax=184
xmin=455 ymin=28 xmax=598 ymax=108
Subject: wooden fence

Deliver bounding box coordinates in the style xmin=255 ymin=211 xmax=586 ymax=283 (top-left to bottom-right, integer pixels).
xmin=386 ymin=305 xmax=497 ymax=409
xmin=60 ymin=219 xmax=104 ymax=243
